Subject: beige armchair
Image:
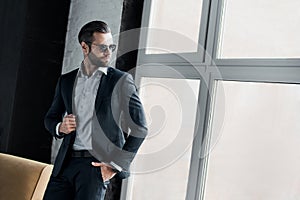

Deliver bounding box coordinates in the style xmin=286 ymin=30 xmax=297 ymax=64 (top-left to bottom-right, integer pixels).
xmin=0 ymin=153 xmax=53 ymax=200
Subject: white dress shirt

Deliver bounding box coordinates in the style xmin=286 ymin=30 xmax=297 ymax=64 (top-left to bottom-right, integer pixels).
xmin=56 ymin=65 xmax=107 ymax=150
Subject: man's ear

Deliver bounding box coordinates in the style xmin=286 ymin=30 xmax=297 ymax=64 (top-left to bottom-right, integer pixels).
xmin=81 ymin=42 xmax=90 ymax=55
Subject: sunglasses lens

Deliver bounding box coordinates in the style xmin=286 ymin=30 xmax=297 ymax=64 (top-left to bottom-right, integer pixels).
xmin=97 ymin=44 xmax=116 ymax=52
xmin=99 ymin=45 xmax=108 ymax=52
xmin=109 ymin=44 xmax=116 ymax=52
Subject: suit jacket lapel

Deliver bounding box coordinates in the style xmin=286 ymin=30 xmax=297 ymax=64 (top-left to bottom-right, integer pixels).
xmin=65 ymin=69 xmax=79 ymax=114
xmin=95 ymin=67 xmax=113 ymax=112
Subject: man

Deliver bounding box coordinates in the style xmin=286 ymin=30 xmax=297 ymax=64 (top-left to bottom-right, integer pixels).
xmin=43 ymin=21 xmax=148 ymax=200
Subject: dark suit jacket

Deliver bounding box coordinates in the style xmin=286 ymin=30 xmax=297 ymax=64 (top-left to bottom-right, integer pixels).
xmin=44 ymin=67 xmax=148 ymax=179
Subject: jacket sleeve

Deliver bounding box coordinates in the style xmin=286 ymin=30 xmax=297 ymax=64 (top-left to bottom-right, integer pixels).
xmin=111 ymin=73 xmax=148 ymax=172
xmin=44 ymin=77 xmax=66 ymax=139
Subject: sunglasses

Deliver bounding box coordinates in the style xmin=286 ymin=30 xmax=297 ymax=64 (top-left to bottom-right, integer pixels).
xmin=91 ymin=43 xmax=117 ymax=53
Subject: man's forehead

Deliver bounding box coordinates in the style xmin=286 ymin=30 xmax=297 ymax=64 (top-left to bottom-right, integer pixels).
xmin=93 ymin=32 xmax=113 ymax=43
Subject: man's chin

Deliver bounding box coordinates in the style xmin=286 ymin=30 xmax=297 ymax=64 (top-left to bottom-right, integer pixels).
xmin=93 ymin=60 xmax=110 ymax=67
xmin=87 ymin=53 xmax=111 ymax=67
xmin=101 ymin=60 xmax=110 ymax=67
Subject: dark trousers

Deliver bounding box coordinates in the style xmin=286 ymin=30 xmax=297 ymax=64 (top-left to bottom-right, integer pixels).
xmin=43 ymin=157 xmax=109 ymax=200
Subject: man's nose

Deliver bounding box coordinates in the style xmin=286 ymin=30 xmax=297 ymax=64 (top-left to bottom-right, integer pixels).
xmin=104 ymin=49 xmax=111 ymax=56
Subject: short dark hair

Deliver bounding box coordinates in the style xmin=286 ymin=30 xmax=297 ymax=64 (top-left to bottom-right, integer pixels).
xmin=78 ymin=20 xmax=111 ymax=45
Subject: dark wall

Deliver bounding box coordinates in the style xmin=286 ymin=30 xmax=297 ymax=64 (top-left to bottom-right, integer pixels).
xmin=0 ymin=0 xmax=27 ymax=155
xmin=0 ymin=0 xmax=70 ymax=163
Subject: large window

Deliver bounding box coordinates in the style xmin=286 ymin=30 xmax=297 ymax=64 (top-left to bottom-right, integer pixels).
xmin=121 ymin=0 xmax=300 ymax=199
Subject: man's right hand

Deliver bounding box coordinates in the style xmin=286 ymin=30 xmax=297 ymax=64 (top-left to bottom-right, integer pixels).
xmin=59 ymin=114 xmax=77 ymax=134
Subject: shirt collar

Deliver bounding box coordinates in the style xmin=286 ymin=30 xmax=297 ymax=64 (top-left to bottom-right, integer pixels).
xmin=78 ymin=63 xmax=108 ymax=77
xmin=98 ymin=67 xmax=108 ymax=75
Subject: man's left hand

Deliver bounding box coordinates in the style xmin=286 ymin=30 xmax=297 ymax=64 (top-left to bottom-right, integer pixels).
xmin=91 ymin=162 xmax=117 ymax=182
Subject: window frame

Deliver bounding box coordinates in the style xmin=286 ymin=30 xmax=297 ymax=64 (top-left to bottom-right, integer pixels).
xmin=120 ymin=64 xmax=209 ymax=200
xmin=120 ymin=0 xmax=300 ymax=199
xmin=197 ymin=66 xmax=300 ymax=199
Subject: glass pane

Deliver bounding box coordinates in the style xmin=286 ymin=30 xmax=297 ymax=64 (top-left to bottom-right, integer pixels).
xmin=203 ymin=81 xmax=300 ymax=199
xmin=146 ymin=0 xmax=203 ymax=54
xmin=217 ymin=0 xmax=300 ymax=58
xmin=126 ymin=77 xmax=200 ymax=200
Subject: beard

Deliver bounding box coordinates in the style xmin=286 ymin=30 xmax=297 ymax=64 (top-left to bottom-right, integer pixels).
xmin=87 ymin=51 xmax=110 ymax=68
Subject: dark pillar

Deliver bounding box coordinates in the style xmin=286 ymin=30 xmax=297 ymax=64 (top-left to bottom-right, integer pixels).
xmin=116 ymin=0 xmax=145 ymax=75
xmin=106 ymin=0 xmax=145 ymax=199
